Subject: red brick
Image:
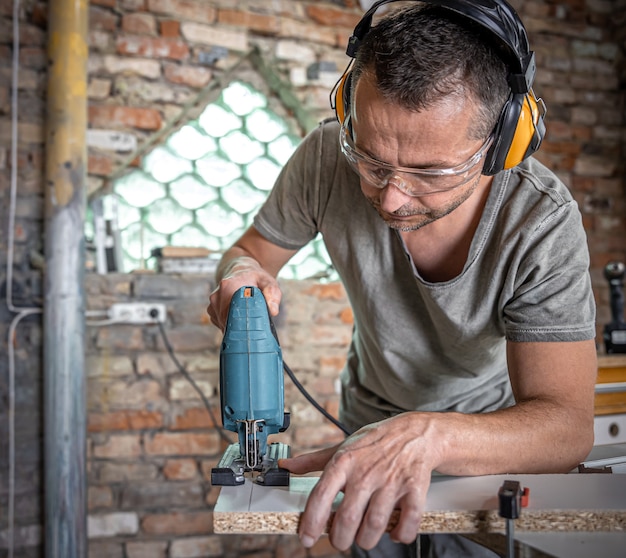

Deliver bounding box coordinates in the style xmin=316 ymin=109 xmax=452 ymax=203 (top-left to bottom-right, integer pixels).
xmin=19 ymin=47 xmax=46 ymax=70
xmin=88 ymin=152 xmax=114 ymax=176
xmin=312 ymin=376 xmax=336 ymax=397
xmin=204 ymin=484 xmax=220 ymax=507
xmin=141 ymin=511 xmax=213 ymax=535
xmin=128 ymin=410 xmax=163 ymax=430
xmin=116 ymin=36 xmax=189 ymax=60
xmin=171 ymin=406 xmax=219 ymax=430
xmin=279 ymin=18 xmax=336 ymax=46
xmin=305 ymin=5 xmax=362 ymax=29
xmin=303 ymin=283 xmax=346 ymax=301
xmin=293 ymin=424 xmax=344 ymax=449
xmin=88 ymin=105 xmax=162 ymax=130
xmin=17 ymin=148 xmax=44 ymax=170
xmin=88 ymin=485 xmax=114 ymax=509
xmin=540 ymin=140 xmax=581 ymax=156
xmin=217 ymin=9 xmax=280 ymax=35
xmin=336 ymin=28 xmax=353 ymax=50
xmin=122 ymin=13 xmax=157 ymax=35
xmin=160 ymin=19 xmax=180 ymax=37
xmin=147 ymin=0 xmax=216 ymax=23
xmin=163 ymin=458 xmax=198 ymax=480
xmin=91 ymin=0 xmax=117 ymax=7
xmin=144 ymin=431 xmax=220 ymax=456
xmin=319 ymin=355 xmax=345 ymax=375
xmin=90 ymin=6 xmax=119 ymax=32
xmin=17 ymin=24 xmax=46 ymax=47
xmin=323 ymin=398 xmax=340 ymax=420
xmin=126 ymin=541 xmax=168 ymax=558
xmin=88 ymin=410 xmax=163 ymax=432
xmin=93 ymin=434 xmax=142 ymax=458
xmin=339 ymin=306 xmax=353 ymax=324
xmin=163 ymin=62 xmax=212 ymax=88
xmin=89 ymin=411 xmax=129 ymax=432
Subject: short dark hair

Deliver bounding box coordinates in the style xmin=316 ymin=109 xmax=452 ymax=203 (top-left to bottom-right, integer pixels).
xmin=351 ymin=3 xmax=510 ymax=140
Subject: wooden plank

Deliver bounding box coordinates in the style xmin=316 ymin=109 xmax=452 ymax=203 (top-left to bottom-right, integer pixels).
xmin=213 ymin=473 xmax=626 ymax=535
xmin=596 ymin=356 xmax=626 ymax=415
xmin=598 ymin=355 xmax=626 ymax=369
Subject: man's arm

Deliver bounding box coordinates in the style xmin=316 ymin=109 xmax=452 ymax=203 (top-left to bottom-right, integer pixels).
xmin=207 ymin=226 xmax=297 ymax=329
xmin=281 ymin=338 xmax=597 ymax=551
xmin=439 ymin=339 xmax=597 ymax=475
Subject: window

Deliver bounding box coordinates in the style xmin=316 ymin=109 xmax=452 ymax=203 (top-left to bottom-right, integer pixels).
xmin=103 ymin=81 xmax=334 ymax=280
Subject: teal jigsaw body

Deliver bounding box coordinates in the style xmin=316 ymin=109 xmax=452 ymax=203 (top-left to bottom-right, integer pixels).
xmin=211 ymin=286 xmax=290 ymax=486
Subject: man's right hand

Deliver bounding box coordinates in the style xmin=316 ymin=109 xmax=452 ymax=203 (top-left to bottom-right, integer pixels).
xmin=207 ymin=256 xmax=283 ymax=330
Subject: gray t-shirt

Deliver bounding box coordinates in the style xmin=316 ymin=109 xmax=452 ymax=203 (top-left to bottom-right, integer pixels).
xmin=254 ymin=119 xmax=596 ymax=431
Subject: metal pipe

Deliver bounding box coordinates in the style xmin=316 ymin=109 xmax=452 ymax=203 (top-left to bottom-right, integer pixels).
xmin=595 ymin=382 xmax=626 ymax=394
xmin=44 ymin=0 xmax=88 ymax=556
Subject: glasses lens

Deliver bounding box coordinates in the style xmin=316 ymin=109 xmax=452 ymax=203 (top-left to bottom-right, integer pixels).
xmin=340 ymin=120 xmax=490 ymax=196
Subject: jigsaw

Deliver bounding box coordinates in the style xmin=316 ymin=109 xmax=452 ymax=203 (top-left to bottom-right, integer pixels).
xmin=210 ymin=286 xmax=291 ymax=486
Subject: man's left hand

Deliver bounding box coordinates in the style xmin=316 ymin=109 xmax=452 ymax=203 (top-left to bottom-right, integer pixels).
xmin=279 ymin=414 xmax=438 ymax=551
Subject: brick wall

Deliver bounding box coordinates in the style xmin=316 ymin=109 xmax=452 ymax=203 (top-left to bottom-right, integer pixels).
xmin=1 ymin=1 xmax=625 ymax=557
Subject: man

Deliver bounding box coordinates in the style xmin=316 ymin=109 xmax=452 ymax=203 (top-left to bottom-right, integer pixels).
xmin=207 ymin=1 xmax=597 ymax=556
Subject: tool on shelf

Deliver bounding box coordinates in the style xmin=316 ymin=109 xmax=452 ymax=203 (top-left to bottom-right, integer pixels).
xmin=604 ymin=261 xmax=626 ymax=354
xmin=210 ymin=286 xmax=291 ymax=487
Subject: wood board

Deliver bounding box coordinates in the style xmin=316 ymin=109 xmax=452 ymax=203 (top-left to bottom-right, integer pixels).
xmin=213 ymin=473 xmax=626 ymax=535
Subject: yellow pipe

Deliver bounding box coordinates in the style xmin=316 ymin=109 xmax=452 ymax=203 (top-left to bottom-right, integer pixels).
xmin=46 ymin=0 xmax=88 ymax=208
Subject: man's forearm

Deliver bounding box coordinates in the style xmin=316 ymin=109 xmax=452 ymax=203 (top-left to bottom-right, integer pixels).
xmin=430 ymin=398 xmax=594 ymax=475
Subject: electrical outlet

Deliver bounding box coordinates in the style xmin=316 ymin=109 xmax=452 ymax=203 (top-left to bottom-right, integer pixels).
xmin=109 ymin=302 xmax=167 ymax=324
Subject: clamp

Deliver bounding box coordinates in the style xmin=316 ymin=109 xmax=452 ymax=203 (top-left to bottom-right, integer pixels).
xmin=498 ymin=480 xmax=530 ymax=558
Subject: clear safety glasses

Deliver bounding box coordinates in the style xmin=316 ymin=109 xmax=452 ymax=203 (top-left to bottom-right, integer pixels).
xmin=339 ymin=116 xmax=493 ymax=197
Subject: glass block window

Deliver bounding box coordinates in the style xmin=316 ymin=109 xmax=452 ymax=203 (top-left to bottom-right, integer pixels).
xmin=110 ymin=81 xmax=334 ymax=280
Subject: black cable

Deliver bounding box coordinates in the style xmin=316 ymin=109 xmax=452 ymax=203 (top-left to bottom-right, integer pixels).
xmin=157 ymin=321 xmax=352 ymax=441
xmin=157 ymin=321 xmax=232 ymax=445
xmin=283 ymin=361 xmax=352 ymax=436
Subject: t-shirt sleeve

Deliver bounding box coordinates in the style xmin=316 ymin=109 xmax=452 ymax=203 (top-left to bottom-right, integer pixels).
xmin=503 ymin=198 xmax=596 ymax=342
xmin=254 ymin=120 xmax=338 ymax=250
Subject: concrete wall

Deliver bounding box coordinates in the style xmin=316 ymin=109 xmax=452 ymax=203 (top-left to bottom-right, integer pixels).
xmin=1 ymin=1 xmax=625 ymax=557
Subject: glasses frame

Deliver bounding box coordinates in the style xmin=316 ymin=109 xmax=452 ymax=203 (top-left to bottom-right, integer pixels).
xmin=339 ymin=115 xmax=494 ymax=197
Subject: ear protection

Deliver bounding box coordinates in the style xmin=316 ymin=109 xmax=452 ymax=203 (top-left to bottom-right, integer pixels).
xmin=331 ymin=0 xmax=546 ymax=175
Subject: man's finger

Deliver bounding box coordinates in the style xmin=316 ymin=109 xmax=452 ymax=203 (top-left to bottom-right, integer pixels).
xmin=355 ymin=489 xmax=398 ymax=550
xmin=329 ymin=484 xmax=372 ymax=551
xmin=260 ymin=284 xmax=282 ymax=316
xmin=278 ymin=445 xmax=339 ymax=474
xmin=389 ymin=490 xmax=424 ymax=545
xmin=299 ymin=468 xmax=348 ymax=548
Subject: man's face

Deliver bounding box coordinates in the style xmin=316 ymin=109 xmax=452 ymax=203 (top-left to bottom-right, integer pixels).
xmin=349 ymin=75 xmax=491 ymax=232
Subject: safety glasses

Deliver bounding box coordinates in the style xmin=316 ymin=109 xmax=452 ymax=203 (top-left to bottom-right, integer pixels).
xmin=339 ymin=116 xmax=493 ymax=197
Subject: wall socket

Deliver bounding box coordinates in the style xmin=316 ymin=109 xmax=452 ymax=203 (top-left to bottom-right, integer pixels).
xmin=109 ymin=302 xmax=167 ymax=324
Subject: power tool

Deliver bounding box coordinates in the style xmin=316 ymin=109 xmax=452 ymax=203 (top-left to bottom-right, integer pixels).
xmin=603 ymin=261 xmax=626 ymax=354
xmin=210 ymin=286 xmax=291 ymax=486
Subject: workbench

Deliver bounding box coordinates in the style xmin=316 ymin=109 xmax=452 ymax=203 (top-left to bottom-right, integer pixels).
xmin=213 ymin=473 xmax=626 ymax=535
xmin=213 ymin=355 xmax=626 ymax=556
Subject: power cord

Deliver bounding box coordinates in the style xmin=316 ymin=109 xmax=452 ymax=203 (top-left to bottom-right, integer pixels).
xmin=282 ymin=361 xmax=351 ymax=436
xmin=156 ymin=321 xmax=232 ymax=445
xmin=155 ymin=321 xmax=352 ymax=441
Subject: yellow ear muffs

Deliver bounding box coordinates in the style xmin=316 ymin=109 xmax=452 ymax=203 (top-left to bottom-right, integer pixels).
xmin=331 ymin=69 xmax=353 ymax=125
xmin=503 ymin=90 xmax=546 ymax=170
xmin=483 ymin=87 xmax=546 ymax=175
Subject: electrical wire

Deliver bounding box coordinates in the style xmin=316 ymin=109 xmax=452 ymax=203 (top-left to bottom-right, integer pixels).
xmin=282 ymin=361 xmax=352 ymax=436
xmin=5 ymin=3 xmax=43 ymax=558
xmin=156 ymin=321 xmax=233 ymax=445
xmin=156 ymin=321 xmax=352 ymax=442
